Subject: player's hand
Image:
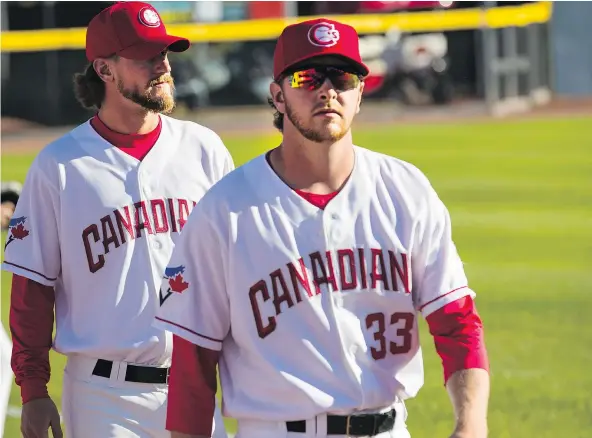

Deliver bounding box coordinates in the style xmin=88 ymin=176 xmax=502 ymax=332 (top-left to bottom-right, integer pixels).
xmin=21 ymin=397 xmax=63 ymax=438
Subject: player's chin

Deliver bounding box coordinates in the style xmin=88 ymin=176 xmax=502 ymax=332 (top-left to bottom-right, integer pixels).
xmin=314 ymin=130 xmax=346 ymax=143
xmin=158 ymin=100 xmax=176 ymax=114
xmin=149 ymin=89 xmax=172 ymax=101
xmin=320 ymin=121 xmax=346 ymax=137
xmin=143 ymin=97 xmax=175 ymax=114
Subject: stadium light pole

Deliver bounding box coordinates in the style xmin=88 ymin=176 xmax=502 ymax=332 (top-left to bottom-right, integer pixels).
xmin=481 ymin=1 xmax=498 ymax=112
xmin=42 ymin=1 xmax=59 ymax=125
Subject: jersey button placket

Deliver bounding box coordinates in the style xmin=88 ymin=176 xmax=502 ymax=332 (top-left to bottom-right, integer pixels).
xmin=138 ymin=170 xmax=156 ymax=249
xmin=323 ymin=210 xmax=344 ymax=307
xmin=329 ymin=213 xmax=344 ymax=243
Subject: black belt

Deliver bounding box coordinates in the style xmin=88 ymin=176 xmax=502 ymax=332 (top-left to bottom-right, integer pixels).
xmin=92 ymin=359 xmax=169 ymax=384
xmin=286 ymin=409 xmax=396 ymax=436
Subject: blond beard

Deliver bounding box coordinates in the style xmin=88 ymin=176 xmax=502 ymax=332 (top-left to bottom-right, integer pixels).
xmin=117 ymin=75 xmax=176 ymax=114
xmin=285 ymin=101 xmax=349 ymax=143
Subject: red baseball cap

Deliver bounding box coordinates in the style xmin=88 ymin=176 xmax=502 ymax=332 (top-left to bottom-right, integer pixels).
xmin=273 ymin=18 xmax=370 ymax=80
xmin=85 ymin=1 xmax=190 ymax=62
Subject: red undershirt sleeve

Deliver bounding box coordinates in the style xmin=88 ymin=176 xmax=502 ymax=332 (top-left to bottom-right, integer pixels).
xmin=9 ymin=274 xmax=55 ymax=404
xmin=425 ymin=296 xmax=490 ymax=384
xmin=166 ymin=334 xmax=220 ymax=435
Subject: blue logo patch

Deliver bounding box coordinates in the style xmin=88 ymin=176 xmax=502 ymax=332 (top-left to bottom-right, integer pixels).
xmin=160 ymin=265 xmax=189 ymax=305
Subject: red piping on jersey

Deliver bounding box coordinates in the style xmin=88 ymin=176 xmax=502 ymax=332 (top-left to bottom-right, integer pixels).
xmin=2 ymin=261 xmax=57 ymax=282
xmin=419 ymin=285 xmax=468 ymax=311
xmin=90 ymin=114 xmax=162 ymax=161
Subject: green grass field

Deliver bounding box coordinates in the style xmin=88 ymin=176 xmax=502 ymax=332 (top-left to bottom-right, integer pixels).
xmin=2 ymin=116 xmax=591 ymax=437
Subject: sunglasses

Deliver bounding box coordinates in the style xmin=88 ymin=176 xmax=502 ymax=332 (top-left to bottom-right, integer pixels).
xmin=287 ymin=67 xmax=362 ymax=92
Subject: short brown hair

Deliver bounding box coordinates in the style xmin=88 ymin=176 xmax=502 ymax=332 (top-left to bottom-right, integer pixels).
xmin=72 ymin=62 xmax=107 ymax=110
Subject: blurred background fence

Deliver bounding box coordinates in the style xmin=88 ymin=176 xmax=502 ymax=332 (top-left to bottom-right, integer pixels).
xmin=0 ymin=1 xmax=590 ymax=127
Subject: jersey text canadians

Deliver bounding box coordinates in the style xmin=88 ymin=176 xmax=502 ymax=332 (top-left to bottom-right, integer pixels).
xmin=249 ymin=248 xmax=411 ymax=338
xmin=82 ymin=198 xmax=196 ymax=273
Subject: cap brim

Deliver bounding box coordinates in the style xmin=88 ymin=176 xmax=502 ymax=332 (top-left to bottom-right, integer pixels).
xmin=278 ymin=53 xmax=370 ymax=79
xmin=118 ymin=35 xmax=190 ymax=61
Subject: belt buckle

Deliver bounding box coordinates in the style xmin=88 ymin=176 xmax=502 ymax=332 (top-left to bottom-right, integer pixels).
xmin=345 ymin=412 xmax=379 ymax=437
xmin=165 ymin=368 xmax=170 ymax=385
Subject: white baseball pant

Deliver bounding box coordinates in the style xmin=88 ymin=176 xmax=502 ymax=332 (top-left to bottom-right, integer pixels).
xmin=62 ymin=355 xmax=227 ymax=438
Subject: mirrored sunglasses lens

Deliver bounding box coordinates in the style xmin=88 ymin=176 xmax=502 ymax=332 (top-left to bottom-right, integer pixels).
xmin=328 ymin=70 xmax=360 ymax=90
xmin=289 ymin=69 xmax=324 ymax=90
xmin=289 ymin=68 xmax=360 ymax=91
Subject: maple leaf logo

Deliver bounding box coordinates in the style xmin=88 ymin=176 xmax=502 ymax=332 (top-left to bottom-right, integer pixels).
xmin=168 ymin=274 xmax=189 ymax=293
xmin=159 ymin=266 xmax=189 ymax=306
xmin=11 ymin=223 xmax=29 ymax=239
xmin=5 ymin=216 xmax=29 ymax=249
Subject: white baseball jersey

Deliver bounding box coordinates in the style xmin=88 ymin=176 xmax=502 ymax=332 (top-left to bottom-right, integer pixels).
xmin=154 ymin=146 xmax=475 ymax=420
xmin=2 ymin=114 xmax=234 ymax=366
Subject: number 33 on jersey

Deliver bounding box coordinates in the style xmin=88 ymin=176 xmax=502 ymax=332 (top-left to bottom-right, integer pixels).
xmin=154 ymin=146 xmax=476 ymax=420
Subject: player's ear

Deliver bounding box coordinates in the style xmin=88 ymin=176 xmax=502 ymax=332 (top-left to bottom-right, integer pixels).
xmin=93 ymin=58 xmax=115 ymax=83
xmin=270 ymin=81 xmax=285 ymax=113
xmin=356 ymin=81 xmax=365 ymax=114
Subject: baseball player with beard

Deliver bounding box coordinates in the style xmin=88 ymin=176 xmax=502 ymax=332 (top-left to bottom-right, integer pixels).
xmin=154 ymin=18 xmax=491 ymax=438
xmin=2 ymin=2 xmax=230 ymax=437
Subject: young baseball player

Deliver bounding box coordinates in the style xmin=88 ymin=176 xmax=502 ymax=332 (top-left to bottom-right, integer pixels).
xmin=154 ymin=18 xmax=490 ymax=438
xmin=2 ymin=3 xmax=231 ymax=438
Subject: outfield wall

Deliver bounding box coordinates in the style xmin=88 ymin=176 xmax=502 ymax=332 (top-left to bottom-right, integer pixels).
xmin=0 ymin=1 xmax=554 ymax=126
xmin=551 ymin=1 xmax=592 ymax=97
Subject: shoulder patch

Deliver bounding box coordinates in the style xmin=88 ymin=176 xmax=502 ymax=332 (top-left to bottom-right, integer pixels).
xmin=5 ymin=216 xmax=30 ymax=249
xmin=159 ymin=265 xmax=189 ymax=305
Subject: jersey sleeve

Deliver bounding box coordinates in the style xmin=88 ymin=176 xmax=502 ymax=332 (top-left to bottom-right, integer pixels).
xmin=206 ymin=128 xmax=235 ymax=182
xmin=2 ymin=156 xmax=61 ymax=286
xmin=222 ymin=147 xmax=235 ymax=177
xmin=153 ymin=202 xmax=230 ymax=351
xmin=412 ymin=188 xmax=475 ymax=318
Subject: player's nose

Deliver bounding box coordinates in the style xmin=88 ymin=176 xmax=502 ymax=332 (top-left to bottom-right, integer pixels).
xmin=318 ymin=79 xmax=338 ymax=101
xmin=153 ymin=53 xmax=171 ymax=76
